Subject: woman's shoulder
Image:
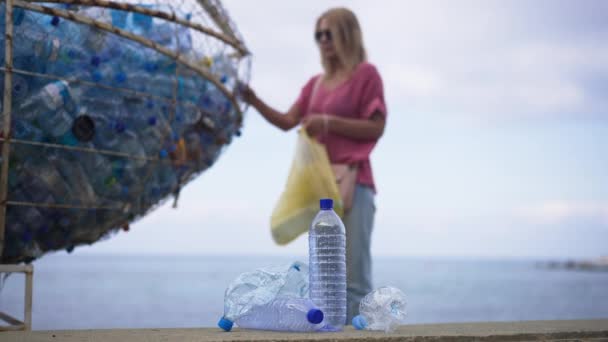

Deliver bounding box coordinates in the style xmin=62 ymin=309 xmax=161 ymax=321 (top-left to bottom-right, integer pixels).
xmin=354 ymin=62 xmax=383 ymax=86
xmin=355 ymin=62 xmax=382 ymax=81
xmin=356 ymin=62 xmax=380 ymax=75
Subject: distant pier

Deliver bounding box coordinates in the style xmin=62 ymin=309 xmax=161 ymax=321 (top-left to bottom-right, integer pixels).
xmin=539 ymin=256 xmax=608 ymax=272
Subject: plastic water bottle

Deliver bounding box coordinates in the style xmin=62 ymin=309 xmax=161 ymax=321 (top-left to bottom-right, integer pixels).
xmin=12 ymin=120 xmax=44 ymax=142
xmin=309 ymin=198 xmax=347 ymax=331
xmin=19 ymin=81 xmax=77 ymax=139
xmin=177 ymin=76 xmax=202 ymax=103
xmin=6 ymin=74 xmax=31 ymax=103
xmin=12 ymin=120 xmax=45 ymax=159
xmin=149 ymin=22 xmax=174 ymax=46
xmin=90 ymin=114 xmax=121 ymax=151
xmin=110 ymin=9 xmax=129 ymax=29
xmin=131 ymin=7 xmax=153 ymax=35
xmin=26 ymin=156 xmax=72 ymax=203
xmin=219 ymin=297 xmax=324 ymax=332
xmin=53 ymin=153 xmax=98 ymax=205
xmin=148 ymin=16 xmax=192 ymax=53
xmin=210 ymin=54 xmax=237 ymax=90
xmin=49 ymin=42 xmax=100 ymax=77
xmin=117 ymin=130 xmax=147 ymax=168
xmin=352 ymin=286 xmax=407 ymax=333
xmin=155 ymin=160 xmax=177 ymax=194
xmin=136 ymin=116 xmax=169 ymax=157
xmin=91 ymin=63 xmax=127 ymax=87
xmin=13 ymin=26 xmax=59 ymax=64
xmin=201 ymin=82 xmax=233 ymax=118
xmin=76 ymin=7 xmax=112 ymax=52
xmin=77 ymin=145 xmax=121 ymax=199
xmin=0 ymin=6 xmax=26 ymax=29
xmin=219 ymin=262 xmax=310 ymax=332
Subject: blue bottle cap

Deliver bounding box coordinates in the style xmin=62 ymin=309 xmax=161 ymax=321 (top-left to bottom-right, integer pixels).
xmin=144 ymin=62 xmax=159 ymax=72
xmin=50 ymin=16 xmax=60 ymax=26
xmin=320 ymin=198 xmax=333 ymax=210
xmin=92 ymin=71 xmax=103 ymax=82
xmin=148 ymin=116 xmax=157 ymax=126
xmin=91 ymin=56 xmax=101 ymax=67
xmin=114 ymin=121 xmax=126 ymax=133
xmin=115 ymin=72 xmax=127 ymax=84
xmin=352 ymin=315 xmax=368 ymax=330
xmin=217 ymin=317 xmax=233 ymax=332
xmin=307 ymin=309 xmax=324 ymax=324
xmin=159 ymin=149 xmax=168 ymax=158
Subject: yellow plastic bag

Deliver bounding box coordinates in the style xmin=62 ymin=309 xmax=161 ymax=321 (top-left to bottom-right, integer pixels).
xmin=271 ymin=130 xmax=344 ymax=245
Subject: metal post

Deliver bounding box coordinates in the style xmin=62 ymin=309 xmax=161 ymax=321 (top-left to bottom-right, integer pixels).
xmin=0 ymin=0 xmax=15 ymax=258
xmin=24 ymin=264 xmax=33 ymax=330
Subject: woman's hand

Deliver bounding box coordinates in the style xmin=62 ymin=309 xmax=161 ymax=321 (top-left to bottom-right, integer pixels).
xmin=303 ymin=114 xmax=332 ymax=137
xmin=238 ymin=82 xmax=257 ymax=105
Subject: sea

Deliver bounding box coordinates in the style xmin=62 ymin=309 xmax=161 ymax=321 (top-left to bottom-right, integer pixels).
xmin=1 ymin=253 xmax=607 ymax=330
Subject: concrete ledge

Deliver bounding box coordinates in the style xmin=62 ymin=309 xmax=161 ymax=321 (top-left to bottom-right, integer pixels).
xmin=1 ymin=319 xmax=607 ymax=341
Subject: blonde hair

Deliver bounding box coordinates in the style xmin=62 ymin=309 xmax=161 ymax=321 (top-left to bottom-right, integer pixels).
xmin=316 ymin=8 xmax=367 ymax=76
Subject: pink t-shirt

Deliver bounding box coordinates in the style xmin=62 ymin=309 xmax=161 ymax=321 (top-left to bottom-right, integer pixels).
xmin=295 ymin=62 xmax=387 ymax=192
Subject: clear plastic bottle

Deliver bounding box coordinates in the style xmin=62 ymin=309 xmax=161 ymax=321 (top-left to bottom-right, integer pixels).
xmin=309 ymin=198 xmax=347 ymax=331
xmin=12 ymin=120 xmax=45 ymax=159
xmin=17 ymin=80 xmax=76 ymax=123
xmin=12 ymin=120 xmax=45 ymax=143
xmin=76 ymin=7 xmax=112 ymax=52
xmin=219 ymin=297 xmax=324 ymax=332
xmin=210 ymin=54 xmax=237 ymax=91
xmin=352 ymin=286 xmax=407 ymax=333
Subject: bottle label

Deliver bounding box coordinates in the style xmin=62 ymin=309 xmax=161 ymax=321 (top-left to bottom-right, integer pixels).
xmin=49 ymin=38 xmax=60 ymax=62
xmin=44 ymin=82 xmax=66 ymax=109
xmin=44 ymin=81 xmax=71 ymax=110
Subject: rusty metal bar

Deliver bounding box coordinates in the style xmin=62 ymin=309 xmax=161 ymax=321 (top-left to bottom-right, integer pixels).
xmin=0 ymin=0 xmax=15 ymax=259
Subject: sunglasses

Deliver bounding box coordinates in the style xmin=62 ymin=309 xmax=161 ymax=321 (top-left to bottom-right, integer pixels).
xmin=315 ymin=29 xmax=332 ymax=42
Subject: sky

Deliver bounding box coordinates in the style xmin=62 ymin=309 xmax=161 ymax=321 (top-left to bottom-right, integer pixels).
xmin=77 ymin=0 xmax=608 ymax=259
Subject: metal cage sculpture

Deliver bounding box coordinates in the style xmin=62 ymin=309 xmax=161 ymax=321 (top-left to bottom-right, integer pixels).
xmin=0 ymin=0 xmax=250 ymax=264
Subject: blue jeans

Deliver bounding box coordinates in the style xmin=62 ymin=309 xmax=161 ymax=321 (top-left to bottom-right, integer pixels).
xmin=344 ymin=184 xmax=376 ymax=322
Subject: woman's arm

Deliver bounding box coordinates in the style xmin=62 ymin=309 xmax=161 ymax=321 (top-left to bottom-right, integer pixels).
xmin=303 ymin=111 xmax=385 ymax=141
xmin=241 ymin=85 xmax=301 ymax=131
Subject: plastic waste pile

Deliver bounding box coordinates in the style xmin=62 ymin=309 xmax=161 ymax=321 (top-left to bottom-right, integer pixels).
xmin=0 ymin=2 xmax=249 ymax=264
xmin=219 ymin=199 xmax=408 ymax=333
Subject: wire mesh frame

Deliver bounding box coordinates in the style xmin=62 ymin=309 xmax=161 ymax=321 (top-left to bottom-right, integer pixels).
xmin=27 ymin=0 xmax=249 ymax=56
xmin=0 ymin=0 xmax=250 ymax=258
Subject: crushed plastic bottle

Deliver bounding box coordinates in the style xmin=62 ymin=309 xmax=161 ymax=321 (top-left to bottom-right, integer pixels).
xmin=218 ymin=261 xmax=309 ymax=331
xmin=352 ymin=286 xmax=407 ymax=333
xmin=219 ymin=297 xmax=324 ymax=332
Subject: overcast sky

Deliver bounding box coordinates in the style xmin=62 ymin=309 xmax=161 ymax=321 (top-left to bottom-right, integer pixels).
xmin=75 ymin=0 xmax=608 ymax=259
